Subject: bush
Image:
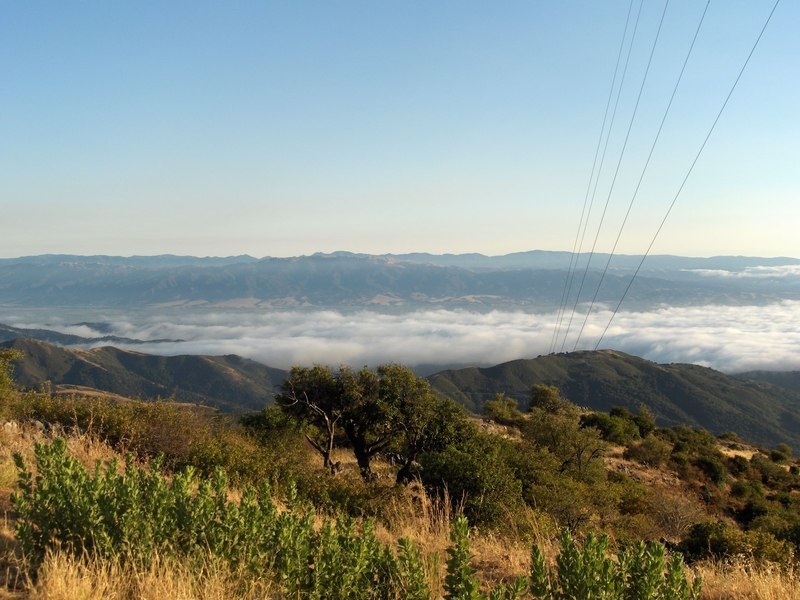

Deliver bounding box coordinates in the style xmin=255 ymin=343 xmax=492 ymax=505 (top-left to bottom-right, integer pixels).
xmin=579 ymin=412 xmax=639 ymax=446
xmin=693 ymin=455 xmax=728 ymax=486
xmin=624 ymin=434 xmax=672 ymax=468
xmin=530 ymin=529 xmax=700 ymax=599
xmin=679 ymin=521 xmax=795 ymax=566
xmin=12 ymin=438 xmax=431 ymax=598
xmin=483 ymin=393 xmax=525 ymax=427
xmin=444 ymin=516 xmax=527 ymax=600
xmin=10 ymin=392 xmax=275 ymax=484
xmin=770 ymin=449 xmax=789 ymax=464
xmin=420 ymin=433 xmax=525 ymax=529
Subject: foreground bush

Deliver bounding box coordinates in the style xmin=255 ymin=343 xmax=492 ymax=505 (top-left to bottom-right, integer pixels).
xmin=12 ymin=439 xmax=429 ymax=598
xmin=12 ymin=439 xmax=704 ymax=599
xmin=529 ymin=530 xmax=701 ymax=600
xmin=679 ymin=521 xmax=795 ymax=566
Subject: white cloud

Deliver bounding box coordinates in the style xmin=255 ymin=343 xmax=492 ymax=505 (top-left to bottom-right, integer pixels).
xmin=62 ymin=303 xmax=800 ymax=373
xmin=5 ymin=302 xmax=800 ymax=374
xmin=686 ymin=265 xmax=800 ymax=278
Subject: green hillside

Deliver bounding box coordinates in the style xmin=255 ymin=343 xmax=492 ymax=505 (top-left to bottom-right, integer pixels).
xmin=737 ymin=370 xmax=800 ymax=394
xmin=7 ymin=336 xmax=800 ymax=449
xmin=428 ymin=349 xmax=800 ymax=448
xmin=1 ymin=337 xmax=285 ymax=412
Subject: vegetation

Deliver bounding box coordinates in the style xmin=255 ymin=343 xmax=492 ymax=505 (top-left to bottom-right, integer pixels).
xmin=2 ymin=348 xmax=800 ymax=598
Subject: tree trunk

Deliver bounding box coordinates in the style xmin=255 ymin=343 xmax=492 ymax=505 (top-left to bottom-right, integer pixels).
xmin=396 ymin=455 xmax=418 ymax=485
xmin=354 ymin=447 xmax=376 ymax=481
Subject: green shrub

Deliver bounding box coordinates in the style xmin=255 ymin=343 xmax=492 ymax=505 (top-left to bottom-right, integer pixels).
xmin=10 ymin=392 xmax=277 ymax=485
xmin=420 ymin=434 xmax=524 ymax=530
xmin=579 ymin=412 xmax=639 ymax=446
xmin=483 ymin=393 xmax=525 ymax=427
xmin=529 ymin=529 xmax=700 ymax=599
xmin=444 ymin=516 xmax=527 ymax=600
xmin=679 ymin=521 xmax=795 ymax=566
xmin=0 ymin=348 xmax=21 ymax=402
xmin=624 ymin=434 xmax=672 ymax=468
xmin=12 ymin=439 xmax=432 ymax=598
xmin=769 ymin=449 xmax=789 ymax=464
xmin=692 ymin=455 xmax=727 ymax=486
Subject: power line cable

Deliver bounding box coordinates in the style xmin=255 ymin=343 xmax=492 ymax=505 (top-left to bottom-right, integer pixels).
xmin=557 ymin=0 xmax=646 ymax=352
xmin=564 ymin=0 xmax=670 ymax=351
xmin=594 ymin=0 xmax=782 ymax=350
xmin=549 ymin=0 xmax=636 ymax=353
xmin=573 ymin=0 xmax=710 ymax=348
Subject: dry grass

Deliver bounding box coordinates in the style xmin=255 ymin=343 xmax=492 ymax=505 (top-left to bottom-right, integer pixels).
xmin=375 ymin=481 xmax=551 ymax=594
xmin=27 ymin=552 xmax=276 ymax=600
xmin=696 ymin=561 xmax=800 ymax=599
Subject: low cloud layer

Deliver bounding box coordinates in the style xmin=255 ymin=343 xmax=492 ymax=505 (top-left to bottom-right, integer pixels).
xmin=7 ymin=302 xmax=800 ymax=374
xmin=687 ymin=265 xmax=800 ymax=278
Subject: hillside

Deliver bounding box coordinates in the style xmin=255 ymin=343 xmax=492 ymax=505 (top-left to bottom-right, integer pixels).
xmin=1 ymin=337 xmax=285 ymax=412
xmin=737 ymin=369 xmax=800 ymax=394
xmin=6 ymin=336 xmax=800 ymax=449
xmin=428 ymin=349 xmax=800 ymax=449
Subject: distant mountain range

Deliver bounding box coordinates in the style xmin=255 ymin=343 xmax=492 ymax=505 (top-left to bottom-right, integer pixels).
xmin=4 ymin=331 xmax=800 ymax=449
xmin=1 ymin=251 xmax=799 ymax=310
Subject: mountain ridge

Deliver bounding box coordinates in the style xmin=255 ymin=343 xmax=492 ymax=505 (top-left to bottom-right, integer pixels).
xmin=428 ymin=349 xmax=800 ymax=449
xmin=4 ymin=334 xmax=800 ymax=449
xmin=1 ymin=337 xmax=286 ymax=413
xmin=2 ymin=251 xmax=799 ymax=310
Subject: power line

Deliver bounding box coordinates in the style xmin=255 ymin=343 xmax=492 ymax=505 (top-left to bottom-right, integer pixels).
xmin=564 ymin=0 xmax=669 ymax=352
xmin=573 ymin=0 xmax=710 ymax=349
xmin=549 ymin=0 xmax=636 ymax=354
xmin=557 ymin=0 xmax=646 ymax=352
xmin=594 ymin=0 xmax=782 ymax=350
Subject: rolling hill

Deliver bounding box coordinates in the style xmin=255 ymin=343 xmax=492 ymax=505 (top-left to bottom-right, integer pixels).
xmin=5 ymin=335 xmax=800 ymax=449
xmin=428 ymin=349 xmax=800 ymax=449
xmin=1 ymin=337 xmax=285 ymax=413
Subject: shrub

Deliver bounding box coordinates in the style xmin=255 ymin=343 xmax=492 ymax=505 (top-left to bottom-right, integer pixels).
xmin=624 ymin=434 xmax=672 ymax=468
xmin=770 ymin=449 xmax=789 ymax=464
xmin=530 ymin=529 xmax=700 ymax=599
xmin=10 ymin=392 xmax=274 ymax=484
xmin=483 ymin=393 xmax=525 ymax=427
xmin=679 ymin=521 xmax=795 ymax=566
xmin=12 ymin=438 xmax=432 ymax=598
xmin=579 ymin=412 xmax=639 ymax=446
xmin=693 ymin=455 xmax=728 ymax=486
xmin=444 ymin=516 xmax=527 ymax=600
xmin=420 ymin=434 xmax=525 ymax=530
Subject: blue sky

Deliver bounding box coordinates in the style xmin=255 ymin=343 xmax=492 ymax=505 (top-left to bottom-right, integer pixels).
xmin=2 ymin=1 xmax=797 ymax=258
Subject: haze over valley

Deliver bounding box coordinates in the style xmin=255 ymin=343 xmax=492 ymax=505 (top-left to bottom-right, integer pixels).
xmin=2 ymin=251 xmax=799 ymax=374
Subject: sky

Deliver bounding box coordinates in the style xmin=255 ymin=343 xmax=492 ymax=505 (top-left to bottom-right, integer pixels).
xmin=2 ymin=0 xmax=798 ymax=259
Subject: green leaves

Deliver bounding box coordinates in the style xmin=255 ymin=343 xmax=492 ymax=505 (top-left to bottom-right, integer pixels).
xmin=12 ymin=438 xmax=433 ymax=598
xmin=13 ymin=439 xmax=702 ymax=599
xmin=530 ymin=529 xmax=700 ymax=600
